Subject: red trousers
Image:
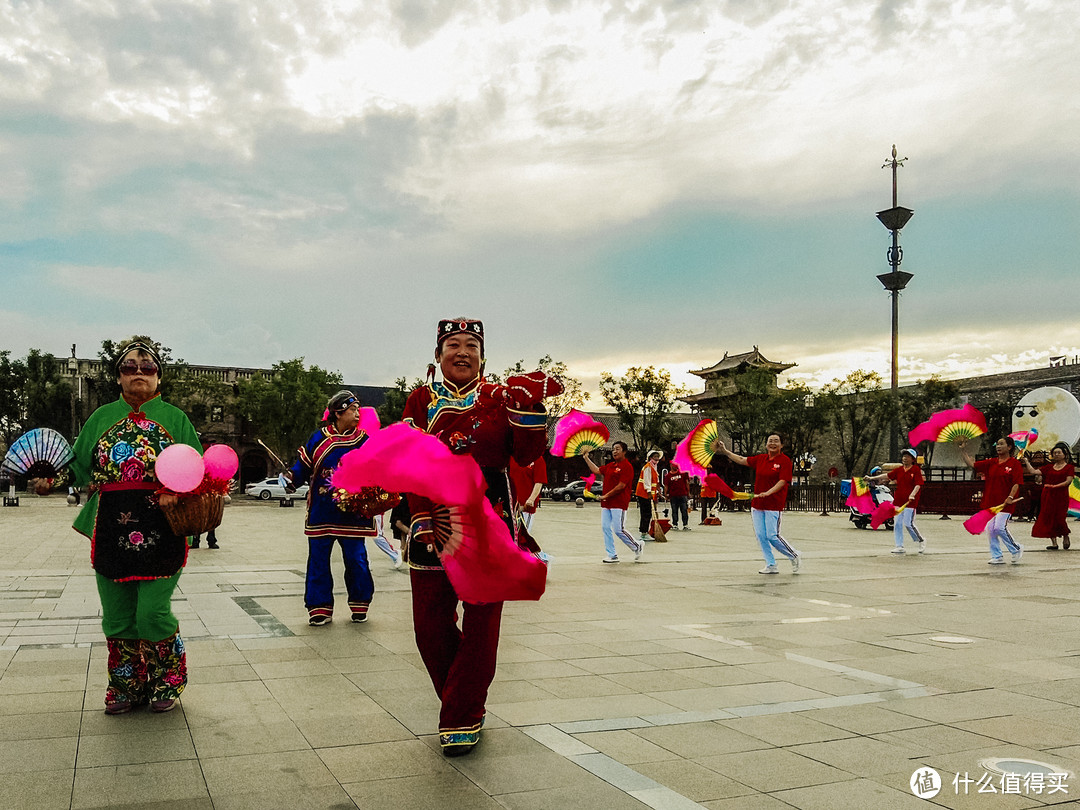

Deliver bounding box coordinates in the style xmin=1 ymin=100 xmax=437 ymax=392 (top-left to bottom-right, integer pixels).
xmin=410 ymin=568 xmax=502 ymax=732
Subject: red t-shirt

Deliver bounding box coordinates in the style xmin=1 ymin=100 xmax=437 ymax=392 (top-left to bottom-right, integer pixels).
xmin=888 ymin=464 xmax=924 ymax=508
xmin=666 ymin=470 xmax=690 ymax=498
xmin=509 ymin=457 xmax=548 ymax=513
xmin=599 ymin=459 xmax=634 ymax=510
xmin=973 ymin=457 xmax=1023 ymax=513
xmin=746 ymin=453 xmax=792 ymax=512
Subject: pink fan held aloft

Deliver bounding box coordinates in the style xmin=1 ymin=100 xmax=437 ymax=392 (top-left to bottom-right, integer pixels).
xmin=551 ymin=409 xmax=609 ymax=458
xmin=908 ymin=403 xmax=987 ymax=446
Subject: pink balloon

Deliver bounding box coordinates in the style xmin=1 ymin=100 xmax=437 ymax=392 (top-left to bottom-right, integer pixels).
xmin=204 ymin=444 xmax=239 ymax=480
xmin=156 ymin=444 xmax=205 ymax=493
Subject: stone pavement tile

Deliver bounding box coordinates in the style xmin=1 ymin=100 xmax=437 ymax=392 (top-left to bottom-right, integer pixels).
xmin=634 ymin=758 xmax=758 ymax=802
xmin=495 ymin=781 xmax=654 ymax=810
xmin=700 ymin=794 xmax=793 ymax=809
xmin=0 ymin=670 xmax=88 ymax=694
xmin=0 ymin=769 xmax=73 ymax=810
xmin=800 ymin=703 xmax=934 ymax=734
xmin=296 ymin=707 xmax=413 ymax=748
xmin=248 ymin=657 xmax=341 ymax=680
xmin=0 ymin=736 xmax=77 ymax=773
xmin=231 ymin=635 xmax=310 ymax=651
xmin=645 ymin=681 xmax=830 ymax=712
xmin=1008 ymin=677 xmax=1080 ymax=706
xmin=497 ymin=659 xmax=594 ymax=680
xmin=533 ymin=674 xmax=637 ymax=699
xmin=570 ymin=655 xmax=662 ymax=676
xmin=952 ymin=716 xmax=1080 ymax=750
xmin=770 ymin=777 xmax=929 ymax=809
xmin=211 ymin=785 xmax=360 ymax=810
xmin=316 ymin=738 xmax=456 ymax=782
xmin=488 ymin=692 xmax=680 ymax=726
xmin=360 ymin=686 xmax=443 ymax=735
xmin=79 ymin=705 xmax=191 ymax=736
xmin=193 ymin=663 xmax=261 ymax=683
xmin=447 ymin=728 xmax=612 ymax=795
xmin=332 ymin=652 xmax=425 ymax=674
xmin=345 ymin=665 xmax=433 ymax=691
xmin=677 ymin=666 xmax=774 ymax=688
xmin=885 ymin=690 xmax=1067 ymax=724
xmin=180 ymin=638 xmax=247 ymax=666
xmin=788 ymin=735 xmax=927 ymax=776
xmin=190 ymin=715 xmax=311 ymax=758
xmin=200 ymin=750 xmax=338 ymax=797
xmin=606 ymin=669 xmax=709 ymax=693
xmin=488 ymin=678 xmax=561 ymax=703
xmin=262 ymin=672 xmax=366 ymax=702
xmin=873 ymin=723 xmax=1006 ymax=755
xmin=695 ymin=748 xmax=850 ymax=792
xmin=71 ymin=759 xmax=209 ymax=808
xmin=342 ymin=772 xmax=503 ymax=810
xmin=634 ymin=721 xmax=772 ymax=758
xmin=718 ymin=712 xmax=856 ymax=746
xmin=627 ymin=652 xmax=725 ymax=670
xmin=0 ymin=709 xmax=81 ymax=740
xmin=77 ymin=728 xmax=197 ymax=767
xmin=575 ymin=729 xmax=681 ymax=764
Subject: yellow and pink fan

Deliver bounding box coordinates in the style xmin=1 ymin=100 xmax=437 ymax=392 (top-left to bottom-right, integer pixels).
xmin=551 ymin=409 xmax=609 ymax=457
xmin=908 ymin=403 xmax=987 ymax=446
xmin=1068 ymin=476 xmax=1080 ymax=518
xmin=674 ymin=419 xmax=721 ymax=479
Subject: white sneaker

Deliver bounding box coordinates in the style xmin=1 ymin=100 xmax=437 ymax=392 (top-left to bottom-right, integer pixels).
xmin=1012 ymin=545 xmax=1024 ymax=564
xmin=791 ymin=554 xmax=801 ymax=574
xmin=759 ymin=565 xmax=779 ymax=574
xmin=634 ymin=541 xmax=644 ymax=562
xmin=916 ymin=540 xmax=925 ymax=554
xmin=988 ymin=558 xmax=1006 ymax=565
xmin=683 ymin=526 xmax=691 ymax=531
xmin=602 ymin=556 xmax=620 ymax=564
xmin=393 ymin=553 xmax=403 ymax=570
xmin=890 ymin=547 xmax=906 ymax=555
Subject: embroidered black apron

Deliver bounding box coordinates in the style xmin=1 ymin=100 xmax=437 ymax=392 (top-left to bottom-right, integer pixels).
xmin=92 ymin=482 xmax=187 ymax=582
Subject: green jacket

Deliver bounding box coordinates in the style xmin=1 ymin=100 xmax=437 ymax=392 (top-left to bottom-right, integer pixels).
xmin=70 ymin=395 xmax=202 ymax=538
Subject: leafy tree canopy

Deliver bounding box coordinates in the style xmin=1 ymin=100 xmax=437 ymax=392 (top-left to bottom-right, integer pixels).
xmin=599 ymin=366 xmax=687 ymax=452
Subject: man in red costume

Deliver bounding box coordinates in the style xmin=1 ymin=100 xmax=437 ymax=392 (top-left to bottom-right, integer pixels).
xmin=402 ymin=318 xmax=549 ymax=756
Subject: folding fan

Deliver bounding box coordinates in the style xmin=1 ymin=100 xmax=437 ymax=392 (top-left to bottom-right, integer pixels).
xmin=551 ymin=409 xmax=609 ymax=457
xmin=1 ymin=428 xmax=74 ymax=478
xmin=908 ymin=403 xmax=987 ymax=446
xmin=675 ymin=419 xmax=720 ymax=479
xmin=870 ymin=501 xmax=901 ymax=530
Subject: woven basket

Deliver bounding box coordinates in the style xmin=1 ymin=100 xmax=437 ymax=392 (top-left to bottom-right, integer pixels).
xmin=161 ymin=492 xmax=224 ymax=536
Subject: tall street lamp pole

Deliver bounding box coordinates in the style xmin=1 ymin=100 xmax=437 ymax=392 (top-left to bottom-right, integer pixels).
xmin=876 ymin=145 xmax=913 ymax=461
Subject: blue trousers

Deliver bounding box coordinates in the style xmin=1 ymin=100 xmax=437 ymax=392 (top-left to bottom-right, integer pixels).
xmin=601 ymin=508 xmax=639 ymax=558
xmin=987 ymin=513 xmax=1020 ymax=559
xmin=305 ymin=536 xmax=374 ymax=609
xmin=751 ymin=509 xmax=798 ymax=566
xmin=894 ymin=508 xmax=926 ymax=548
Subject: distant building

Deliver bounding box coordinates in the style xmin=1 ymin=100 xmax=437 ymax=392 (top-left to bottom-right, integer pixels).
xmin=680 ymin=347 xmax=795 ymax=413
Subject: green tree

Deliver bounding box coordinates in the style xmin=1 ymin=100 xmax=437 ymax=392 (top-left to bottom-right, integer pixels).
xmin=502 ymin=355 xmax=589 ymax=428
xmin=981 ymin=397 xmax=1014 ymax=456
xmin=167 ymin=372 xmax=232 ymax=436
xmin=770 ymin=382 xmax=825 ymax=478
xmin=235 ymin=359 xmax=343 ymax=465
xmin=819 ymin=369 xmax=891 ymax=476
xmin=599 ymin=366 xmax=687 ymax=452
xmin=23 ymin=350 xmax=72 ymax=440
xmin=711 ymin=368 xmax=777 ymax=456
xmin=0 ymin=351 xmax=26 ymax=447
xmin=375 ymin=376 xmax=426 ymax=424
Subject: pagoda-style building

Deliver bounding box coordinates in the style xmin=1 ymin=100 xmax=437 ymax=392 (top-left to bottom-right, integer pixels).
xmin=680 ymin=347 xmax=795 ymax=413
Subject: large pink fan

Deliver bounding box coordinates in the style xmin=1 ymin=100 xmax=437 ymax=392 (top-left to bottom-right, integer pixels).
xmin=908 ymin=403 xmax=987 ymax=446
xmin=331 ymin=422 xmax=483 ymax=506
xmin=870 ymin=501 xmax=901 ymax=530
xmin=437 ymin=499 xmax=547 ymax=602
xmin=963 ymin=504 xmax=1006 ymax=535
xmin=845 ymin=478 xmax=875 ymax=515
xmin=552 ymin=409 xmax=609 ymax=457
xmin=675 ymin=420 xmax=719 ymax=480
xmin=358 ymin=406 xmax=381 ymax=436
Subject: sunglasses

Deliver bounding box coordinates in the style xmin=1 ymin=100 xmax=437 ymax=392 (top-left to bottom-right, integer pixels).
xmin=118 ymin=360 xmax=159 ymax=376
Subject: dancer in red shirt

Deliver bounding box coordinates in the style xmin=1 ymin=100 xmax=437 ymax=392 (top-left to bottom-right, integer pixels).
xmin=717 ymin=434 xmax=801 ymax=574
xmin=584 ymin=442 xmax=644 ymax=563
xmin=959 ymin=436 xmax=1024 ymax=564
xmin=869 ymin=448 xmax=926 ymax=554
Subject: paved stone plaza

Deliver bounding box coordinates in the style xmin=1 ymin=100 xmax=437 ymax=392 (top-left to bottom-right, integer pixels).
xmin=3 ymin=496 xmax=1080 ymax=809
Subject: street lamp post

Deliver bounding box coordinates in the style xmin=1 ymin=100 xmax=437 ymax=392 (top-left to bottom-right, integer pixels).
xmin=876 ymin=145 xmax=913 ymax=461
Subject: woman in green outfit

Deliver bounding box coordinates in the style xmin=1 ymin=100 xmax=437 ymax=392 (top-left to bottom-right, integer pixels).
xmin=68 ymin=341 xmax=201 ymax=714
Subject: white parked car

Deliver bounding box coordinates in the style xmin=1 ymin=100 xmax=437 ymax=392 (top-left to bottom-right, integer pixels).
xmin=245 ymin=478 xmax=309 ymax=500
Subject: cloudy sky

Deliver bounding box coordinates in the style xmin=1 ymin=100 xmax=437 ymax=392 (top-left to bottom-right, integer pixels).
xmin=2 ymin=0 xmax=1077 ymax=404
